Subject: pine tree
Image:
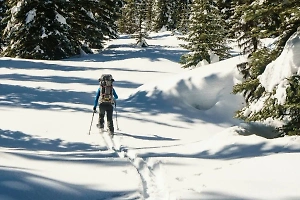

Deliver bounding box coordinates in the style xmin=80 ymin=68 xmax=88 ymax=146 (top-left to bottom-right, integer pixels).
xmin=176 ymin=0 xmax=192 ymax=34
xmin=280 ymin=75 xmax=300 ymax=135
xmin=135 ymin=0 xmax=149 ymax=46
xmin=66 ymin=0 xmax=121 ymax=50
xmin=118 ymin=0 xmax=149 ymax=46
xmin=3 ymin=0 xmax=78 ymax=60
xmin=89 ymin=0 xmax=122 ymax=49
xmin=118 ymin=0 xmax=140 ymax=34
xmin=154 ymin=0 xmax=188 ymax=31
xmin=144 ymin=0 xmax=156 ymax=32
xmin=119 ymin=0 xmax=188 ymax=34
xmin=216 ymin=0 xmax=232 ymax=21
xmin=229 ymin=0 xmax=260 ymax=54
xmin=169 ymin=0 xmax=191 ymax=32
xmin=215 ymin=0 xmax=233 ymax=36
xmin=0 ymin=0 xmax=7 ymax=51
xmin=262 ymin=0 xmax=300 ymax=52
xmin=2 ymin=0 xmax=122 ymax=59
xmin=232 ymin=0 xmax=300 ymax=136
xmin=179 ymin=0 xmax=231 ymax=68
xmin=154 ymin=0 xmax=170 ymax=31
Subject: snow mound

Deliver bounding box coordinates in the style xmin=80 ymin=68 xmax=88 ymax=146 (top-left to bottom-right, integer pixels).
xmin=126 ymin=56 xmax=246 ymax=123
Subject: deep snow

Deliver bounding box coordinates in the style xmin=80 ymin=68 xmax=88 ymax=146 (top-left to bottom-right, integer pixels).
xmin=1 ymin=31 xmax=300 ymax=200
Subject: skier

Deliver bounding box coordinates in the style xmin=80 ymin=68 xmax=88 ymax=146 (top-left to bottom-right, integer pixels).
xmin=93 ymin=75 xmax=118 ymax=135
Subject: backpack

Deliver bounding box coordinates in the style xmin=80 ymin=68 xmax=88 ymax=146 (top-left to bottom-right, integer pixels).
xmin=98 ymin=74 xmax=114 ymax=104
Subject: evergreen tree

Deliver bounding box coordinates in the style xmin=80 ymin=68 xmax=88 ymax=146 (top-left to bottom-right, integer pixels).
xmin=176 ymin=0 xmax=192 ymax=34
xmin=229 ymin=0 xmax=260 ymax=54
xmin=0 ymin=0 xmax=7 ymax=51
xmin=154 ymin=0 xmax=170 ymax=31
xmin=65 ymin=0 xmax=100 ymax=51
xmin=119 ymin=0 xmax=189 ymax=34
xmin=144 ymin=0 xmax=156 ymax=32
xmin=167 ymin=1 xmax=180 ymax=30
xmin=3 ymin=0 xmax=78 ymax=60
xmin=179 ymin=0 xmax=231 ymax=68
xmin=2 ymin=0 xmax=121 ymax=59
xmin=118 ymin=0 xmax=140 ymax=34
xmin=260 ymin=0 xmax=300 ymax=52
xmin=66 ymin=0 xmax=121 ymax=50
xmin=154 ymin=0 xmax=188 ymax=31
xmin=135 ymin=0 xmax=149 ymax=46
xmin=232 ymin=0 xmax=300 ymax=136
xmin=89 ymin=0 xmax=122 ymax=48
xmin=280 ymin=75 xmax=300 ymax=135
xmin=118 ymin=0 xmax=149 ymax=46
xmin=215 ymin=0 xmax=233 ymax=36
xmin=169 ymin=0 xmax=191 ymax=32
xmin=216 ymin=0 xmax=232 ymax=21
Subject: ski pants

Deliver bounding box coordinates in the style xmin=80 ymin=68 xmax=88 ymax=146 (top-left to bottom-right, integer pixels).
xmin=98 ymin=103 xmax=114 ymax=133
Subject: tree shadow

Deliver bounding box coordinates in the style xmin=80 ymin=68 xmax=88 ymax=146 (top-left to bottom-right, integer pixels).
xmin=0 ymin=73 xmax=97 ymax=86
xmin=0 ymin=58 xmax=98 ymax=71
xmin=138 ymin=141 xmax=300 ymax=160
xmin=117 ymin=88 xmax=239 ymax=126
xmin=117 ymin=90 xmax=192 ymax=121
xmin=114 ymin=80 xmax=142 ymax=89
xmin=116 ymin=131 xmax=178 ymax=142
xmin=199 ymin=191 xmax=254 ymax=200
xmin=0 ymin=57 xmax=170 ymax=74
xmin=200 ymin=191 xmax=300 ymax=200
xmin=0 ymin=129 xmax=103 ymax=152
xmin=69 ymin=43 xmax=188 ymax=63
xmin=149 ymin=33 xmax=174 ymax=39
xmin=114 ymin=111 xmax=186 ymax=129
xmin=0 ymin=73 xmax=141 ymax=89
xmin=0 ymin=83 xmax=93 ymax=112
xmin=0 ymin=166 xmax=137 ymax=200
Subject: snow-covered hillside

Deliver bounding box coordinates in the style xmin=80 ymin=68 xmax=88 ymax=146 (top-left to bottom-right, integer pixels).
xmin=1 ymin=31 xmax=300 ymax=200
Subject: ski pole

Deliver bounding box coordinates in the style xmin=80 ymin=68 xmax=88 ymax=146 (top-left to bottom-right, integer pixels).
xmin=88 ymin=111 xmax=95 ymax=135
xmin=114 ymin=101 xmax=120 ymax=130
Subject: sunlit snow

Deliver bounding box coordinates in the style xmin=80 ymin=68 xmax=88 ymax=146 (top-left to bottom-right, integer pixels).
xmin=1 ymin=31 xmax=300 ymax=200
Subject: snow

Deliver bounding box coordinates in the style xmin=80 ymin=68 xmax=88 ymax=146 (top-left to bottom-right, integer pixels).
xmin=253 ymin=31 xmax=300 ymax=109
xmin=1 ymin=31 xmax=300 ymax=200
xmin=259 ymin=32 xmax=300 ymax=93
xmin=56 ymin=12 xmax=67 ymax=25
xmin=26 ymin=9 xmax=36 ymax=24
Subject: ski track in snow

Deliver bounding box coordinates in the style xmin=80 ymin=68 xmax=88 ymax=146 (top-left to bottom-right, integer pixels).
xmin=98 ymin=129 xmax=168 ymax=200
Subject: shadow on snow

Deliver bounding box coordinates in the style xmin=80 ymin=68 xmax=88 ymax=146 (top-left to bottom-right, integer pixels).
xmin=69 ymin=44 xmax=188 ymax=63
xmin=0 ymin=83 xmax=93 ymax=112
xmin=118 ymin=89 xmax=239 ymax=126
xmin=0 ymin=129 xmax=104 ymax=153
xmin=0 ymin=59 xmax=97 ymax=72
xmin=116 ymin=131 xmax=178 ymax=142
xmin=0 ymin=167 xmax=136 ymax=200
xmin=138 ymin=141 xmax=300 ymax=160
xmin=0 ymin=73 xmax=97 ymax=86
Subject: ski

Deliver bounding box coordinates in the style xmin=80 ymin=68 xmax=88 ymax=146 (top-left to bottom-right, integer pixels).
xmin=98 ymin=128 xmax=117 ymax=151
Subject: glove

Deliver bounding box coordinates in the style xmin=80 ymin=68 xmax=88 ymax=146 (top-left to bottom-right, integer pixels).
xmin=93 ymin=106 xmax=96 ymax=112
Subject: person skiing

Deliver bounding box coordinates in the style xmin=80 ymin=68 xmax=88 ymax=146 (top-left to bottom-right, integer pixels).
xmin=93 ymin=74 xmax=118 ymax=135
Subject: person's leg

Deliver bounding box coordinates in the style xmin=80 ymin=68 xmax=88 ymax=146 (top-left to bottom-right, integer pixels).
xmin=106 ymin=105 xmax=114 ymax=134
xmin=98 ymin=104 xmax=105 ymax=128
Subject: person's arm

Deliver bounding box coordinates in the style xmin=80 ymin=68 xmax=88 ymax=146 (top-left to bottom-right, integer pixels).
xmin=113 ymin=88 xmax=118 ymax=100
xmin=93 ymin=88 xmax=100 ymax=109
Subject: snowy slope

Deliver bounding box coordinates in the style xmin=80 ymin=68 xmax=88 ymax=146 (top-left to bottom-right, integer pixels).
xmin=1 ymin=31 xmax=300 ymax=200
